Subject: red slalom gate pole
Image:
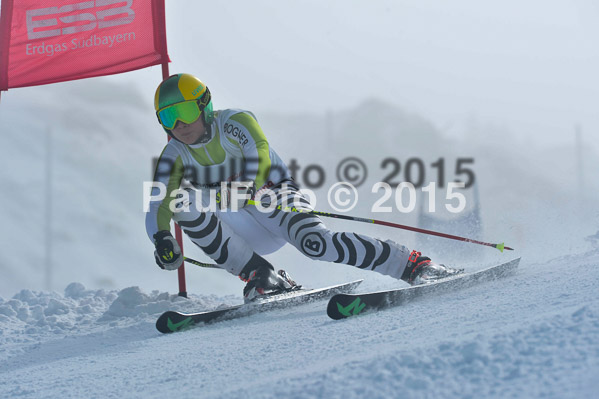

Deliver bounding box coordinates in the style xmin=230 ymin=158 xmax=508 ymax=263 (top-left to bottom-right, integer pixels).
xmin=161 ymin=62 xmax=187 ymax=297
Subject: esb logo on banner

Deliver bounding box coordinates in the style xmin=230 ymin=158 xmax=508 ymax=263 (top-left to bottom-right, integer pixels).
xmin=26 ymin=0 xmax=135 ymax=56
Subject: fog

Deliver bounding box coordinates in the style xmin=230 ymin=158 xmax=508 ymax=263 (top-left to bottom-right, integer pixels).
xmin=109 ymin=0 xmax=599 ymax=147
xmin=1 ymin=0 xmax=598 ymax=297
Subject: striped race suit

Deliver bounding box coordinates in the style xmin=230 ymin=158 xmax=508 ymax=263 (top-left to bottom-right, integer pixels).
xmin=146 ymin=109 xmax=411 ymax=278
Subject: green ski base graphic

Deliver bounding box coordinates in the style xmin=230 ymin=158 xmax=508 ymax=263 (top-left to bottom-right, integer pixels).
xmin=167 ymin=316 xmax=193 ymax=332
xmin=336 ymin=297 xmax=366 ymax=316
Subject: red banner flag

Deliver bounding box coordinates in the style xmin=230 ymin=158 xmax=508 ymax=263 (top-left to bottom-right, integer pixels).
xmin=0 ymin=0 xmax=169 ymax=90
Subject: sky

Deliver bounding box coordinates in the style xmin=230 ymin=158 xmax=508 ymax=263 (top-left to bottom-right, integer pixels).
xmin=98 ymin=0 xmax=599 ymax=148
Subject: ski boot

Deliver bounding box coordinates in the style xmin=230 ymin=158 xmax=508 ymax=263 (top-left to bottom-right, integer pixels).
xmin=241 ymin=265 xmax=300 ymax=302
xmin=401 ymin=250 xmax=463 ymax=285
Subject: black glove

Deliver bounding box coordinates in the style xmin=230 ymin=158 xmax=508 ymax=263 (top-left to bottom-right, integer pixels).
xmin=153 ymin=230 xmax=183 ymax=270
xmin=216 ymin=181 xmax=256 ymax=211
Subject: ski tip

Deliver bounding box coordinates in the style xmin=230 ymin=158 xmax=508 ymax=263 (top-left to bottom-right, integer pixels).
xmin=327 ymin=294 xmax=368 ymax=320
xmin=326 ymin=294 xmax=348 ymax=320
xmin=156 ymin=311 xmax=193 ymax=334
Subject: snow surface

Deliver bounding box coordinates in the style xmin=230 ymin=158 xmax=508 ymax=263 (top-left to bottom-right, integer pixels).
xmin=1 ymin=250 xmax=598 ymax=398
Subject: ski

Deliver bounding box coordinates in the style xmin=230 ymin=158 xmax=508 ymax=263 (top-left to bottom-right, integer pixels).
xmin=327 ymin=257 xmax=521 ymax=320
xmin=156 ymin=279 xmax=363 ymax=333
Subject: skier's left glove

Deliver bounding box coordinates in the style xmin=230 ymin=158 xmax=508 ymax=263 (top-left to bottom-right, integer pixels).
xmin=153 ymin=230 xmax=183 ymax=270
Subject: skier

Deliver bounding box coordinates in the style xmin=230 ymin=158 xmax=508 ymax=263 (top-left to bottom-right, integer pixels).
xmin=146 ymin=73 xmax=460 ymax=301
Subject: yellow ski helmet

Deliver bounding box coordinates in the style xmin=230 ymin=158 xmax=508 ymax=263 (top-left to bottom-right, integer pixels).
xmin=154 ymin=73 xmax=214 ymax=134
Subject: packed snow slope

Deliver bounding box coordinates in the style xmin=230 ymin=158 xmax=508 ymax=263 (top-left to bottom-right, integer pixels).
xmin=1 ymin=249 xmax=598 ymax=399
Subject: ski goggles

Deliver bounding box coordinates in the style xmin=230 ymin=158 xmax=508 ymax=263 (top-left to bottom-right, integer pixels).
xmin=156 ymin=100 xmax=202 ymax=130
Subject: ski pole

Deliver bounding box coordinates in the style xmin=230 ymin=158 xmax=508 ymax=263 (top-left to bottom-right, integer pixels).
xmin=184 ymin=257 xmax=221 ymax=269
xmin=248 ymin=200 xmax=513 ymax=252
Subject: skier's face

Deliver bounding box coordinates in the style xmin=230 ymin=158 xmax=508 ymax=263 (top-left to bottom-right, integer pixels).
xmin=170 ymin=118 xmax=207 ymax=145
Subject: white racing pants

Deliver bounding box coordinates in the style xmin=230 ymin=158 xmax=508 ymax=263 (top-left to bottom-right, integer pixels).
xmin=172 ymin=182 xmax=411 ymax=279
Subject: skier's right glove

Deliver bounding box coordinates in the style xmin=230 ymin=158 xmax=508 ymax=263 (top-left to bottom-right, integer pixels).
xmin=153 ymin=230 xmax=183 ymax=271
